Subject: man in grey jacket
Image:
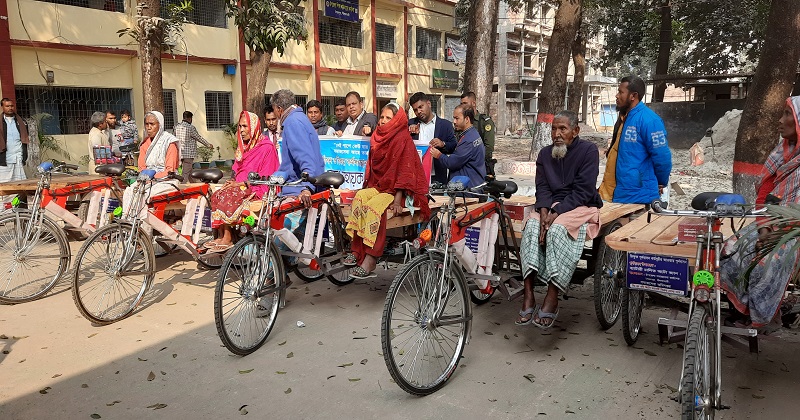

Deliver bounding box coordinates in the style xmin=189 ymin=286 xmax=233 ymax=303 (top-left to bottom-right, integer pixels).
xmin=175 ymin=111 xmax=213 ymax=182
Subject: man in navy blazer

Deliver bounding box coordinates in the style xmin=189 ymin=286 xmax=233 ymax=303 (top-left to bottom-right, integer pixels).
xmin=408 ymin=92 xmax=457 ymax=184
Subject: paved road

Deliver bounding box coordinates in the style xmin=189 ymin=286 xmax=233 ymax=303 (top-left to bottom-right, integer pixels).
xmin=1 ymin=247 xmax=798 ymax=419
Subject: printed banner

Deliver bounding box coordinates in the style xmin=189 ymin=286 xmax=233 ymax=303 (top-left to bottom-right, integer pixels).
xmin=324 ymin=0 xmax=359 ymax=22
xmin=626 ymin=252 xmax=690 ymax=296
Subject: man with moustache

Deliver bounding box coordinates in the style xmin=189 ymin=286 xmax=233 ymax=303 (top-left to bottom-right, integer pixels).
xmin=515 ymin=110 xmax=603 ymax=329
xmin=599 ymin=75 xmax=671 ymax=204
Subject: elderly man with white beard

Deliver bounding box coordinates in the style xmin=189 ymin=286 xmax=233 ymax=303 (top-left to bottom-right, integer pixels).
xmin=515 ymin=110 xmax=604 ymax=329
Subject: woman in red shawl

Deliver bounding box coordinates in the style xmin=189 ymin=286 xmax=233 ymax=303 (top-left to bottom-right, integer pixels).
xmin=344 ymin=103 xmax=430 ymax=279
xmin=207 ymin=111 xmax=280 ymax=252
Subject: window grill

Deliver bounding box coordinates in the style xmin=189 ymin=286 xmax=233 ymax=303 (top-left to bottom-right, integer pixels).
xmin=265 ymin=94 xmax=309 ymax=111
xmin=163 ymin=89 xmax=178 ymax=132
xmin=321 ymin=96 xmax=346 ymax=119
xmin=318 ymin=14 xmax=362 ymax=49
xmin=429 ymin=96 xmax=440 ymax=116
xmin=376 ymin=23 xmax=395 ymax=53
xmin=407 ymin=26 xmax=413 ymax=57
xmin=416 ymin=27 xmax=442 ymax=61
xmin=36 ymin=0 xmax=125 ymax=13
xmin=204 ymin=91 xmax=233 ymax=131
xmin=161 ymin=0 xmax=227 ymax=29
xmin=14 ymin=85 xmax=132 ymax=135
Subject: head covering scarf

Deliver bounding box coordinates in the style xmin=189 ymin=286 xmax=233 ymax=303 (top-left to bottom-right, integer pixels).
xmin=143 ymin=110 xmax=180 ymax=171
xmin=235 ymin=110 xmax=263 ymax=162
xmin=364 ymin=106 xmax=430 ymax=219
xmin=760 ymin=96 xmax=800 ymax=204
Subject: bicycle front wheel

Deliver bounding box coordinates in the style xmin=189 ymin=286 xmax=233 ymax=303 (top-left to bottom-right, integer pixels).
xmin=214 ymin=235 xmax=285 ymax=356
xmin=680 ymin=304 xmax=716 ymax=420
xmin=72 ymin=222 xmax=155 ymax=324
xmin=381 ymin=253 xmax=470 ymax=396
xmin=0 ymin=210 xmax=70 ymax=303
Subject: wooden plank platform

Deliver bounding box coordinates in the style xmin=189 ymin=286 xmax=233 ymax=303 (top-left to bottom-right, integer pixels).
xmin=0 ymin=174 xmax=105 ymax=195
xmin=509 ymin=201 xmax=644 ymax=239
xmin=339 ymin=195 xmax=479 ymax=230
xmin=605 ymin=213 xmax=753 ymax=259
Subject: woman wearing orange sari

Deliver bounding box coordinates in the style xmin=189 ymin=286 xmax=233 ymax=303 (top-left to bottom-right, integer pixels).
xmin=344 ymin=103 xmax=430 ymax=279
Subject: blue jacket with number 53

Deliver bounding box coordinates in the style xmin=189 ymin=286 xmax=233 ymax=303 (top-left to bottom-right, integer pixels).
xmin=613 ymin=101 xmax=672 ymax=204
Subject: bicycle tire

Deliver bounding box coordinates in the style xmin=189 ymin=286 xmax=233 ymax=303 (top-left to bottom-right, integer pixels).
xmin=593 ymin=221 xmax=625 ymax=329
xmin=293 ymin=244 xmax=331 ymax=283
xmin=680 ymin=305 xmax=716 ymax=420
xmin=72 ymin=222 xmax=155 ymax=324
xmin=381 ymin=252 xmax=470 ymax=396
xmin=622 ymin=288 xmax=645 ymax=345
xmin=196 ymin=233 xmax=225 ymax=269
xmin=0 ymin=210 xmax=70 ymax=304
xmin=215 ymin=235 xmax=285 ymax=356
xmin=469 ymin=287 xmax=495 ymax=305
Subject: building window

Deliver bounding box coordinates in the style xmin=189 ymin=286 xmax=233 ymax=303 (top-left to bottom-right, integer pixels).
xmin=161 ymin=0 xmax=227 ymax=29
xmin=376 ymin=23 xmax=395 ymax=53
xmin=204 ymin=91 xmax=233 ymax=130
xmin=407 ymin=26 xmax=413 ymax=57
xmin=14 ymin=86 xmax=131 ymax=135
xmin=320 ymin=96 xmax=346 ymax=119
xmin=37 ymin=0 xmax=125 ymax=12
xmin=416 ymin=27 xmax=442 ymax=61
xmin=319 ymin=14 xmax=362 ymax=48
xmin=429 ymin=96 xmax=440 ymax=116
xmin=163 ymin=89 xmax=178 ymax=133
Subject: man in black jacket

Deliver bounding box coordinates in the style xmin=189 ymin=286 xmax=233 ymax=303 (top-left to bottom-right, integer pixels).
xmin=0 ymin=98 xmax=29 ymax=184
xmin=515 ymin=110 xmax=603 ymax=329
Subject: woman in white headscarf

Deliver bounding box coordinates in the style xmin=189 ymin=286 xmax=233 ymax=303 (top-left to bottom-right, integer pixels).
xmin=121 ymin=110 xmax=181 ymax=220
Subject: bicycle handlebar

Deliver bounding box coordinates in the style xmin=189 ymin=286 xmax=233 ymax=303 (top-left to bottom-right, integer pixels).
xmin=650 ymin=199 xmax=767 ymax=218
xmin=246 ymin=171 xmax=305 ymax=187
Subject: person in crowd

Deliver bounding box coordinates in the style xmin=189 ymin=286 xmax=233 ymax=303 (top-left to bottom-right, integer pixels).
xmin=307 ymin=100 xmax=334 ymax=136
xmin=272 ymin=89 xmax=325 ymax=199
xmin=408 ymin=91 xmax=456 ymax=184
xmin=332 ymin=98 xmax=348 ymax=134
xmin=340 ymin=91 xmax=377 ymax=137
xmin=87 ymin=111 xmax=109 ymax=173
xmin=119 ymin=109 xmax=138 ymax=147
xmin=207 ymin=111 xmax=280 ymax=253
xmin=430 ymin=105 xmax=486 ymax=188
xmin=343 ymin=103 xmax=430 ymax=279
xmin=0 ymin=98 xmax=28 ymax=184
xmin=460 ymin=92 xmax=496 ymax=177
xmin=599 ymin=75 xmax=671 ymax=204
xmin=719 ymin=95 xmax=800 ymax=329
xmin=264 ymin=105 xmax=280 ymax=147
xmin=105 ymin=110 xmax=122 ymax=157
xmin=175 ymin=111 xmax=213 ymax=183
xmin=516 ymin=110 xmax=602 ymax=329
xmin=121 ymin=111 xmax=181 ymax=231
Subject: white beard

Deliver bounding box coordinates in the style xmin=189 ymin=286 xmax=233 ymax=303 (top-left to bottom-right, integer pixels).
xmin=551 ymin=144 xmax=568 ymax=159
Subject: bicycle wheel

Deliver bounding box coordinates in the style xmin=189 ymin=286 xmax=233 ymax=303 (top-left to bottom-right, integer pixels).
xmin=293 ymin=243 xmax=330 ymax=283
xmin=680 ymin=305 xmax=716 ymax=420
xmin=469 ymin=287 xmax=495 ymax=305
xmin=622 ymin=288 xmax=646 ymax=345
xmin=593 ymin=221 xmax=625 ymax=329
xmin=72 ymin=222 xmax=155 ymax=324
xmin=214 ymin=235 xmax=285 ymax=356
xmin=196 ymin=233 xmax=225 ymax=269
xmin=0 ymin=210 xmax=70 ymax=304
xmin=381 ymin=253 xmax=470 ymax=396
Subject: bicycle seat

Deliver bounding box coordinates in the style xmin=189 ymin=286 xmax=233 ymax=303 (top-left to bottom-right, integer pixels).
xmin=95 ymin=164 xmax=126 ymax=176
xmin=485 ymin=180 xmax=518 ymax=198
xmin=190 ymin=168 xmax=224 ymax=183
xmin=308 ymin=171 xmax=345 ymax=188
xmin=691 ymin=192 xmax=745 ymax=210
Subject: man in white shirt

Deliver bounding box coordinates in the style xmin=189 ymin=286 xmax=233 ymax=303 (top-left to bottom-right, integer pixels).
xmin=338 ymin=91 xmax=377 ymax=137
xmin=264 ymin=105 xmax=280 ymax=145
xmin=407 ymin=92 xmax=456 ymax=184
xmin=0 ymin=98 xmax=29 ymax=184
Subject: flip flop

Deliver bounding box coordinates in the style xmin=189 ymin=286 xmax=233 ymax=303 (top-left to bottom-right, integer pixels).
xmin=349 ymin=266 xmax=376 ymax=280
xmin=342 ymin=253 xmax=357 ymax=267
xmin=202 ymin=240 xmax=219 ymax=249
xmin=208 ymin=243 xmax=233 ymax=253
xmin=532 ymin=307 xmax=559 ymax=330
xmin=515 ymin=305 xmax=538 ymax=326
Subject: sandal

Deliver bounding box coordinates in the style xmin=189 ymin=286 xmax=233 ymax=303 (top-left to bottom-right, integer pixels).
xmin=532 ymin=307 xmax=559 ymax=330
xmin=202 ymin=240 xmax=219 ymax=249
xmin=349 ymin=266 xmax=376 ymax=280
xmin=208 ymin=243 xmax=233 ymax=253
xmin=342 ymin=253 xmax=357 ymax=267
xmin=515 ymin=305 xmax=538 ymax=326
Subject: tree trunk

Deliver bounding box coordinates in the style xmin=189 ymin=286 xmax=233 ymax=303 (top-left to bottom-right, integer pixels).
xmin=733 ymin=0 xmax=800 ymax=201
xmin=568 ymin=30 xmax=587 ymax=115
xmin=652 ymin=0 xmax=672 ymax=103
xmin=528 ymin=0 xmax=583 ymax=160
xmin=247 ymin=49 xmax=273 ymax=123
xmin=139 ymin=0 xmax=164 ymax=113
xmin=463 ymin=0 xmax=499 ymax=114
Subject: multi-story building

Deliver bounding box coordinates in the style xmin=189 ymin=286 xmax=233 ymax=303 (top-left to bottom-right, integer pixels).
xmin=492 ymin=2 xmax=615 ymax=135
xmin=0 ymin=0 xmax=463 ymax=161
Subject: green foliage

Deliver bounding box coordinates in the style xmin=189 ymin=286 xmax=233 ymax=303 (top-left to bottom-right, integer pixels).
xmin=32 ymin=113 xmax=70 ymax=160
xmin=117 ymin=0 xmax=194 ymax=54
xmin=225 ymin=0 xmax=308 ymax=55
xmin=222 ymin=121 xmax=238 ymax=152
xmin=197 ymin=145 xmax=215 ymax=162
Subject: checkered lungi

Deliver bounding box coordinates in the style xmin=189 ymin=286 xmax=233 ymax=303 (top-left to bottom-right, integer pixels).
xmin=520 ymin=220 xmax=587 ymax=292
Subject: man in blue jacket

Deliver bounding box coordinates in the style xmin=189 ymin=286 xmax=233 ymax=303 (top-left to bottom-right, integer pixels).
xmin=598 ymin=76 xmax=671 ymax=204
xmin=430 ymin=105 xmax=486 ymax=188
xmin=408 ymin=92 xmax=457 ymax=184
